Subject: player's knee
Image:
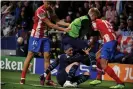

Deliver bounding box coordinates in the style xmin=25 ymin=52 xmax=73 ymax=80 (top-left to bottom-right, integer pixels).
xmin=100 ymin=58 xmax=107 ymax=69
xmin=100 ymin=62 xmax=107 ymax=69
xmin=97 ymin=58 xmax=101 ymax=64
xmin=44 ymin=52 xmax=50 ymax=59
xmin=65 ymin=62 xmax=79 ymax=73
xmin=83 ymin=72 xmax=90 ymax=76
xmin=27 ymin=51 xmax=34 ymax=56
xmin=101 ymin=65 xmax=107 ymax=69
xmin=65 ymin=66 xmax=70 ymax=73
xmin=65 ymin=68 xmax=68 ymax=73
xmin=26 ymin=51 xmax=34 ymax=61
xmin=73 ymin=62 xmax=79 ymax=65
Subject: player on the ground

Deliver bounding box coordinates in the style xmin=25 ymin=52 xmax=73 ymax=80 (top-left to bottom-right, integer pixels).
xmin=88 ymin=8 xmax=125 ymax=88
xmin=20 ymin=1 xmax=69 ymax=85
xmin=40 ymin=44 xmax=95 ymax=87
xmin=62 ymin=15 xmax=99 ymax=68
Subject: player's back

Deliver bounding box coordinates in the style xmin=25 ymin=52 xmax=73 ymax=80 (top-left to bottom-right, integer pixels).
xmin=68 ymin=15 xmax=92 ymax=38
xmin=93 ymin=19 xmax=116 ymax=43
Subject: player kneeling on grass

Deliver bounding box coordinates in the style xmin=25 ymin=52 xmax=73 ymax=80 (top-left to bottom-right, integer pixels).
xmin=40 ymin=44 xmax=90 ymax=87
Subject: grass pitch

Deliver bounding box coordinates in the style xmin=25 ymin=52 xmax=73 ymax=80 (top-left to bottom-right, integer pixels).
xmin=1 ymin=70 xmax=133 ymax=89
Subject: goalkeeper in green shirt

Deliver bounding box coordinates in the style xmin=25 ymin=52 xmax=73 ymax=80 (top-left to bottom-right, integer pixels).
xmin=60 ymin=15 xmax=99 ymax=68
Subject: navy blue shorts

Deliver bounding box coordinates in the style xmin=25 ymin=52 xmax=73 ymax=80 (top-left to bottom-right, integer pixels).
xmin=62 ymin=34 xmax=89 ymax=50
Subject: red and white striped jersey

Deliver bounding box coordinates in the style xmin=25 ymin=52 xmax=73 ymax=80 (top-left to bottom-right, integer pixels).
xmin=92 ymin=19 xmax=116 ymax=43
xmin=31 ymin=5 xmax=55 ymax=38
xmin=117 ymin=35 xmax=133 ymax=54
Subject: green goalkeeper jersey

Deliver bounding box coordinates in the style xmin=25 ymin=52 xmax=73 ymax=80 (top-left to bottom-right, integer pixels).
xmin=67 ymin=15 xmax=92 ymax=38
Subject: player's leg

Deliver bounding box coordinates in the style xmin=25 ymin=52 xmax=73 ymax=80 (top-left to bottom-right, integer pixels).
xmin=63 ymin=62 xmax=79 ymax=87
xmin=72 ymin=72 xmax=90 ymax=86
xmin=56 ymin=71 xmax=68 ymax=87
xmin=43 ymin=38 xmax=51 ymax=81
xmin=89 ymin=58 xmax=102 ymax=85
xmin=100 ymin=41 xmax=124 ymax=88
xmin=39 ymin=52 xmax=51 ymax=85
xmin=40 ymin=55 xmax=59 ymax=86
xmin=42 ymin=38 xmax=56 ymax=86
xmin=96 ymin=58 xmax=103 ymax=80
xmin=20 ymin=37 xmax=40 ymax=84
xmin=65 ymin=62 xmax=79 ymax=81
xmin=44 ymin=52 xmax=51 ymax=80
xmin=100 ymin=59 xmax=124 ymax=88
xmin=20 ymin=51 xmax=34 ymax=84
xmin=78 ymin=53 xmax=103 ymax=85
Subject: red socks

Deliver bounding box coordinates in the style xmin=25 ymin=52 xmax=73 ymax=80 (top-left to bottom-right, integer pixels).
xmin=96 ymin=58 xmax=123 ymax=84
xmin=21 ymin=71 xmax=26 ymax=79
xmin=46 ymin=73 xmax=51 ymax=80
xmin=96 ymin=58 xmax=102 ymax=80
xmin=104 ymin=66 xmax=123 ymax=84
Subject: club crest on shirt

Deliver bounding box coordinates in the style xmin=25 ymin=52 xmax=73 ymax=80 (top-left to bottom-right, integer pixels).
xmin=39 ymin=12 xmax=46 ymax=19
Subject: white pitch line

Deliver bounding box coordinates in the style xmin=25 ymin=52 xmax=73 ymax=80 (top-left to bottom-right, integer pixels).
xmin=4 ymin=82 xmax=82 ymax=89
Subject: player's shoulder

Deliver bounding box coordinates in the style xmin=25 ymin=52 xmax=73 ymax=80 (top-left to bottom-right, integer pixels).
xmin=58 ymin=54 xmax=66 ymax=58
xmin=95 ymin=19 xmax=103 ymax=23
xmin=36 ymin=5 xmax=46 ymax=13
xmin=36 ymin=5 xmax=47 ymax=19
xmin=96 ymin=19 xmax=108 ymax=25
xmin=96 ymin=19 xmax=110 ymax=23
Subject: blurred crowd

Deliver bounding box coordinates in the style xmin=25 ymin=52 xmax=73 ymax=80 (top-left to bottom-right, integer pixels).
xmin=1 ymin=1 xmax=133 ymax=64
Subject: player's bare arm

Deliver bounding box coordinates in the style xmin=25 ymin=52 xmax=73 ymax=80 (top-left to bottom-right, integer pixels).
xmin=56 ymin=20 xmax=70 ymax=27
xmin=43 ymin=18 xmax=68 ymax=32
xmin=50 ymin=7 xmax=70 ymax=27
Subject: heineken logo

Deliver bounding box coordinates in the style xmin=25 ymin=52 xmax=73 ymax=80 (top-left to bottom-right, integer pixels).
xmin=0 ymin=58 xmax=23 ymax=71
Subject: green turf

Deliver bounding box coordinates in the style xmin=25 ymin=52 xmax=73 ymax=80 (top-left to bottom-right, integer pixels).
xmin=1 ymin=70 xmax=133 ymax=89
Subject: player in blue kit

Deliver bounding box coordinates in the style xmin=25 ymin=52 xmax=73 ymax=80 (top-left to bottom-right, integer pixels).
xmin=39 ymin=44 xmax=92 ymax=87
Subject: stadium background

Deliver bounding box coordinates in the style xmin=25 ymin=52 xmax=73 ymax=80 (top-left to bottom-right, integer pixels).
xmin=1 ymin=1 xmax=133 ymax=89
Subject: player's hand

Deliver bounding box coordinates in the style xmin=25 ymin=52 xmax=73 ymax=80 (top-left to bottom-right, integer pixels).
xmin=122 ymin=57 xmax=126 ymax=62
xmin=56 ymin=19 xmax=70 ymax=27
xmin=82 ymin=48 xmax=91 ymax=55
xmin=64 ymin=27 xmax=71 ymax=32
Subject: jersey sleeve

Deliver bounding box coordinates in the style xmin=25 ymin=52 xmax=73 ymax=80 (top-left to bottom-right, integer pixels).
xmin=66 ymin=53 xmax=82 ymax=63
xmin=37 ymin=9 xmax=48 ymax=21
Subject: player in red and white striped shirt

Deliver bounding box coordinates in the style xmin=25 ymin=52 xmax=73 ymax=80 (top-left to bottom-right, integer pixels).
xmin=20 ymin=1 xmax=69 ymax=85
xmin=88 ymin=8 xmax=124 ymax=88
xmin=92 ymin=19 xmax=116 ymax=43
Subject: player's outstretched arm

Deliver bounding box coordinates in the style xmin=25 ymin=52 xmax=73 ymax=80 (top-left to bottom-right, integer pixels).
xmin=50 ymin=11 xmax=70 ymax=27
xmin=66 ymin=53 xmax=83 ymax=63
xmin=56 ymin=20 xmax=70 ymax=27
xmin=43 ymin=18 xmax=69 ymax=32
